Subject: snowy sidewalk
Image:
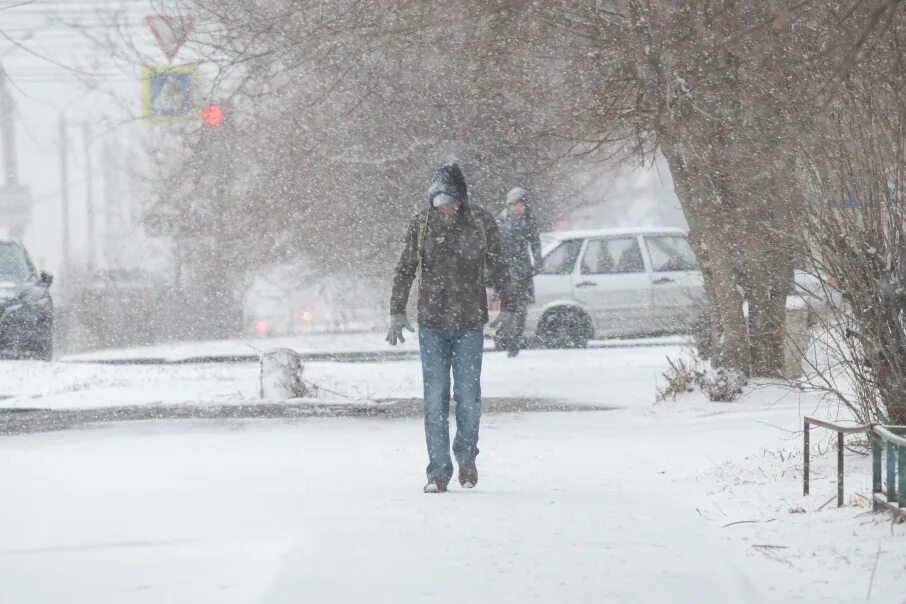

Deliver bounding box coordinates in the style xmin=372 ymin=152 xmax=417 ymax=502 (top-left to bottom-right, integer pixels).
xmin=261 ymin=414 xmax=765 ymax=604
xmin=0 ymin=413 xmax=765 ymax=604
xmin=1 ymin=344 xmax=904 ymax=602
xmin=1 ymin=399 xmax=903 ymax=602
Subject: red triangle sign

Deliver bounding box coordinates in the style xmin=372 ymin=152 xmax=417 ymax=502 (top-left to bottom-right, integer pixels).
xmin=146 ymin=15 xmax=195 ymax=62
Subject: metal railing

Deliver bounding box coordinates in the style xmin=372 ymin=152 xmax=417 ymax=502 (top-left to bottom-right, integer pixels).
xmin=803 ymin=416 xmax=870 ymax=507
xmin=871 ymin=425 xmax=906 ymax=517
xmin=803 ymin=416 xmax=906 ymax=518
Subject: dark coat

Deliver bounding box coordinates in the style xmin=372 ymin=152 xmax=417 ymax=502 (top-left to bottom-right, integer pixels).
xmin=497 ymin=206 xmax=542 ymax=303
xmin=390 ymin=164 xmax=516 ymax=329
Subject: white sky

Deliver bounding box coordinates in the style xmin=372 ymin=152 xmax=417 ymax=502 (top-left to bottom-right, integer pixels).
xmin=0 ymin=0 xmax=196 ymax=279
xmin=0 ymin=1 xmax=687 ymax=288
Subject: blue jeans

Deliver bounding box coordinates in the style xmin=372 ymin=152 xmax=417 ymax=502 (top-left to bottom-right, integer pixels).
xmin=418 ymin=327 xmax=484 ymax=481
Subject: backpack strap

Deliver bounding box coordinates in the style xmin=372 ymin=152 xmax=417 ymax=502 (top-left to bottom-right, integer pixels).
xmin=417 ymin=216 xmax=427 ymax=275
xmin=477 ymin=215 xmax=487 ymax=253
xmin=416 ymin=209 xmax=487 ymax=275
xmin=467 ymin=206 xmax=487 ymax=256
xmin=416 ymin=212 xmax=429 ymax=291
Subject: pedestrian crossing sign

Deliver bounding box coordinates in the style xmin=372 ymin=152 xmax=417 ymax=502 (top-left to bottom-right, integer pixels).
xmin=141 ymin=65 xmax=198 ymax=122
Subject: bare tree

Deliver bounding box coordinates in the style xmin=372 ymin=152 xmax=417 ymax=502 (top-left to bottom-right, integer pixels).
xmin=143 ymin=0 xmax=906 ymax=370
xmin=795 ymin=6 xmax=906 ymax=423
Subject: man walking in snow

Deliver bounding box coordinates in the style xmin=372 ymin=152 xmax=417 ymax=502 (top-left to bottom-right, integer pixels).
xmin=387 ymin=162 xmax=517 ymax=493
xmin=495 ymin=187 xmax=543 ymax=357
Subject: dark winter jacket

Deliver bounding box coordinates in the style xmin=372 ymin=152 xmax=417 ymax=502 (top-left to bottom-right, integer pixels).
xmin=497 ymin=205 xmax=542 ymax=302
xmin=390 ymin=163 xmax=516 ymax=329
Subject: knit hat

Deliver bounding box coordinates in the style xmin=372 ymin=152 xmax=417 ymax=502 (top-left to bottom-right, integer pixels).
xmin=506 ymin=187 xmax=527 ymax=205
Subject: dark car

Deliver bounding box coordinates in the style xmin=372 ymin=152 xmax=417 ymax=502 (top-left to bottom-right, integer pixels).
xmin=0 ymin=240 xmax=53 ymax=360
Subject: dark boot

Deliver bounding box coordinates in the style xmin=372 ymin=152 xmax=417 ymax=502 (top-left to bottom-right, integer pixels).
xmin=424 ymin=477 xmax=449 ymax=493
xmin=458 ymin=463 xmax=478 ymax=489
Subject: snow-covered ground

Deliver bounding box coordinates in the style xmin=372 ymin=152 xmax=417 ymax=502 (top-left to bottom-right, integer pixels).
xmin=3 ymin=344 xmax=681 ymax=410
xmin=61 ymin=331 xmax=421 ymax=363
xmin=61 ymin=331 xmax=689 ymax=363
xmin=0 ymin=343 xmax=903 ymax=602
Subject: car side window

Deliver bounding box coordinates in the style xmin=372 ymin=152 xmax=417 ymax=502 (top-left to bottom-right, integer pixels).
xmin=645 ymin=236 xmax=698 ymax=272
xmin=581 ymin=238 xmax=645 ymax=275
xmin=0 ymin=242 xmax=33 ymax=282
xmin=539 ymin=239 xmax=583 ymax=275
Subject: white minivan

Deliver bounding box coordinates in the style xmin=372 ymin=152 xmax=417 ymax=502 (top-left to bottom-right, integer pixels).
xmin=506 ymin=227 xmax=703 ymax=347
xmin=491 ymin=226 xmax=833 ymax=348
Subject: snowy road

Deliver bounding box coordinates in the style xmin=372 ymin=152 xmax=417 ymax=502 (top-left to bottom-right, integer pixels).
xmin=0 ymin=340 xmax=903 ymax=602
xmin=1 ymin=401 xmax=903 ymax=602
xmin=1 ymin=413 xmax=768 ymax=604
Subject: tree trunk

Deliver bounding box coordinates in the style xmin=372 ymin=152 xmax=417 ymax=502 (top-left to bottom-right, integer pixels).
xmin=707 ymin=247 xmax=752 ymax=370
xmin=746 ymin=278 xmax=789 ymax=376
xmin=660 ymin=107 xmax=798 ymax=377
xmin=661 ymin=139 xmax=753 ymax=372
xmin=738 ymin=158 xmax=798 ymax=377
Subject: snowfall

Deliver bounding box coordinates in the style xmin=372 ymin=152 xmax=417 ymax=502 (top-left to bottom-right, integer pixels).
xmin=0 ymin=332 xmax=903 ymax=603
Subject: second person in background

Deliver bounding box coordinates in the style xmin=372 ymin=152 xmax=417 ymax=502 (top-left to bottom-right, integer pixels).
xmin=495 ymin=187 xmax=543 ymax=357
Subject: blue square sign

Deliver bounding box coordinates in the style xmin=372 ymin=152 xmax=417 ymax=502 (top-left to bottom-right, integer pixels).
xmin=142 ymin=65 xmax=198 ymax=121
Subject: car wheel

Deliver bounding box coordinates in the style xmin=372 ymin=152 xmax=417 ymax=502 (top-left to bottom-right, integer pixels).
xmin=34 ymin=336 xmax=53 ymax=361
xmin=538 ymin=308 xmax=592 ymax=349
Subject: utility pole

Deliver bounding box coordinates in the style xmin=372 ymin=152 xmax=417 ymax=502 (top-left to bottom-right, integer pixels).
xmin=102 ymin=138 xmax=116 ymax=269
xmin=0 ymin=64 xmax=23 ymax=240
xmin=0 ymin=67 xmax=17 ymax=188
xmin=60 ymin=115 xmax=70 ymax=271
xmin=83 ymin=123 xmax=95 ymax=270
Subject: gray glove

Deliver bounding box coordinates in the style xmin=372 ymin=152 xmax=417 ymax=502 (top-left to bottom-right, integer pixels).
xmin=386 ymin=314 xmax=414 ymax=346
xmin=489 ymin=310 xmax=517 ymax=340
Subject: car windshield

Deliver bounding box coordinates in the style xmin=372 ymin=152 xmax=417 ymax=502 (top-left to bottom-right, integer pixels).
xmin=645 ymin=235 xmax=698 ymax=272
xmin=0 ymin=242 xmax=33 ymax=282
xmin=539 ymin=239 xmax=583 ymax=275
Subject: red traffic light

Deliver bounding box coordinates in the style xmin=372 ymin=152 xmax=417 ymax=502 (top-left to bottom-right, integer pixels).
xmin=201 ymin=104 xmax=223 ymax=125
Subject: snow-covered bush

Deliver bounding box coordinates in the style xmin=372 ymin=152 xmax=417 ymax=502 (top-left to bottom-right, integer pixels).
xmin=260 ymin=349 xmax=312 ymax=399
xmin=656 ymin=354 xmax=702 ymax=401
xmin=657 ymin=353 xmax=746 ymax=402
xmin=696 ymin=368 xmax=746 ymax=403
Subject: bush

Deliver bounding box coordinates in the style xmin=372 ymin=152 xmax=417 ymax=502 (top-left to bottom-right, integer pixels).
xmin=696 ymin=368 xmax=747 ymax=402
xmin=656 ymin=354 xmax=702 ymax=401
xmin=657 ymin=353 xmax=747 ymax=402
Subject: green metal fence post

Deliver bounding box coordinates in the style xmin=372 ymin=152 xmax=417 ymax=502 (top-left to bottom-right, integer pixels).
xmin=873 ymin=432 xmax=882 ymax=498
xmin=899 ymin=446 xmax=906 ymax=509
xmin=803 ymin=419 xmax=810 ymax=496
xmin=887 ymin=443 xmax=897 ymax=502
xmin=837 ymin=431 xmax=844 ymax=507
